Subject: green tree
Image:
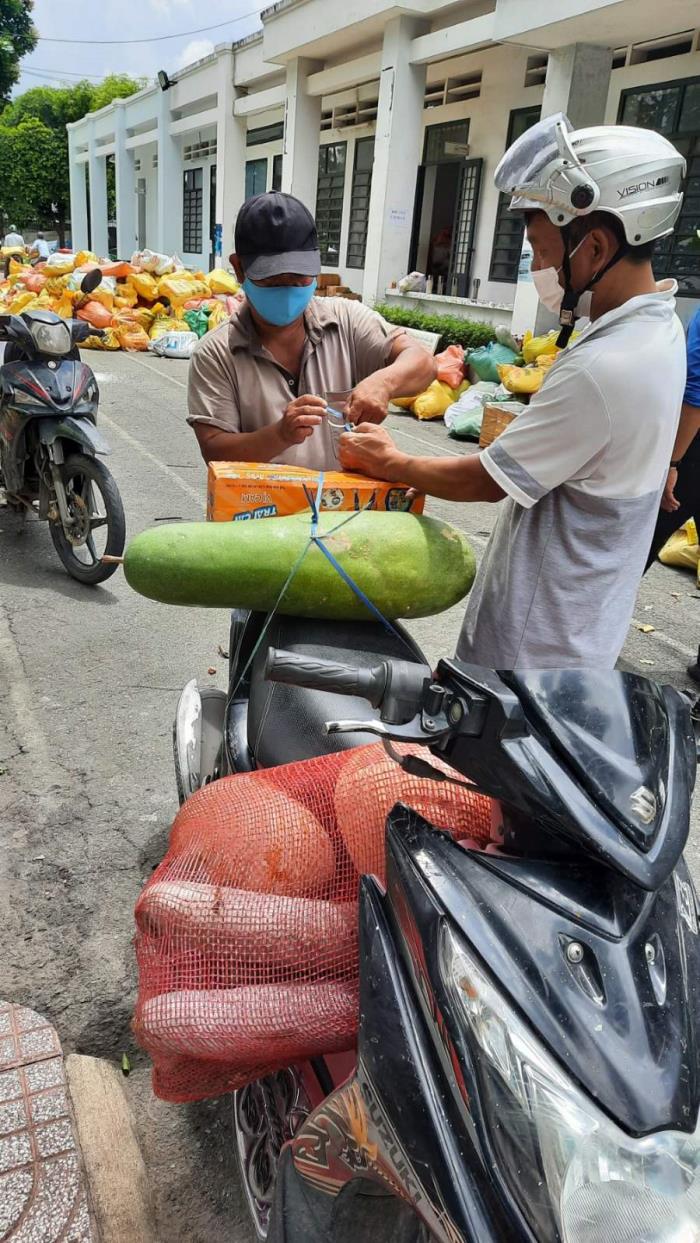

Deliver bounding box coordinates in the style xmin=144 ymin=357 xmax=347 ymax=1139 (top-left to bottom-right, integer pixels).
xmin=0 ymin=0 xmax=37 ymax=106
xmin=0 ymin=74 xmax=144 ymax=245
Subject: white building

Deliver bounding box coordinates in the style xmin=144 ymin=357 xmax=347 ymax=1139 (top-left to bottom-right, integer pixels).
xmin=67 ymin=0 xmax=700 ymax=328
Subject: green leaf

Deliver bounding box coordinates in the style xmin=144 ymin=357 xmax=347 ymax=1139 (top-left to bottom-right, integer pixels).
xmin=121 ymin=1052 xmax=131 ymax=1076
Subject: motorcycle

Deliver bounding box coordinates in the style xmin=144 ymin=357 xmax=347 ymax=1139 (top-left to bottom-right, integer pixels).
xmin=0 ymin=268 xmax=125 ymax=585
xmin=175 ymin=623 xmax=700 ymax=1242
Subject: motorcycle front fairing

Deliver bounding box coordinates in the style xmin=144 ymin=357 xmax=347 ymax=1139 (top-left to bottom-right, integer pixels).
xmin=290 ymin=806 xmax=700 ymax=1243
xmin=1 ymin=359 xmax=99 ymax=418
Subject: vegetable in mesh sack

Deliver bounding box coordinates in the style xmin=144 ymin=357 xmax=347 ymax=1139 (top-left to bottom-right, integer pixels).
xmin=136 ymin=881 xmax=357 ymax=966
xmin=137 ymin=982 xmax=358 ymax=1062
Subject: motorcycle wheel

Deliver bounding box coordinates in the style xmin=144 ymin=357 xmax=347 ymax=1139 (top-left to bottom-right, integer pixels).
xmin=49 ymin=452 xmax=125 ymax=585
xmin=234 ymin=1069 xmax=311 ymax=1241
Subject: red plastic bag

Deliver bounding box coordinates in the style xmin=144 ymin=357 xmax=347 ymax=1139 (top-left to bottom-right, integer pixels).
xmin=133 ymin=743 xmax=492 ymax=1102
xmin=76 ymin=300 xmax=112 ymax=329
xmin=435 ymin=344 xmax=465 ymax=388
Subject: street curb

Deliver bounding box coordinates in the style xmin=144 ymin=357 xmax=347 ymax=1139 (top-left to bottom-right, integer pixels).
xmin=66 ymin=1054 xmax=158 ymax=1243
xmin=0 ymin=999 xmax=95 ymax=1241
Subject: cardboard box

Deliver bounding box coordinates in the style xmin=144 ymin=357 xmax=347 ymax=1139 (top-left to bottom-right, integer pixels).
xmin=207 ymin=461 xmax=425 ymax=522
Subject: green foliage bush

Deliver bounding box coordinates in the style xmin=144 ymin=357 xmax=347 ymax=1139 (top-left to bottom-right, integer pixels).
xmin=375 ymin=303 xmax=497 ymax=351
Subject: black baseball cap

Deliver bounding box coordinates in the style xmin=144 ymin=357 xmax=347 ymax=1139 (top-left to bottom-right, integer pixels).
xmin=235 ymin=191 xmax=321 ymax=280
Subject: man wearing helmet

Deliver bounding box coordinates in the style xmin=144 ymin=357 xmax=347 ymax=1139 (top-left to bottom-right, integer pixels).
xmin=340 ymin=115 xmax=688 ymax=670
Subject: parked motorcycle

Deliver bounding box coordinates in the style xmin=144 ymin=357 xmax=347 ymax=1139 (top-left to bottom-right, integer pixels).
xmin=0 ymin=268 xmax=125 ymax=585
xmin=175 ymin=622 xmax=700 ymax=1242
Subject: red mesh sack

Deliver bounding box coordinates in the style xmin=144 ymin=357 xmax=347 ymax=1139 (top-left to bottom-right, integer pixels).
xmin=133 ymin=743 xmax=491 ymax=1102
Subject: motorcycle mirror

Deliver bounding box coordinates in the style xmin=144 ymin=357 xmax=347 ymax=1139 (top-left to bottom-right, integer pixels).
xmin=80 ymin=268 xmax=103 ymax=295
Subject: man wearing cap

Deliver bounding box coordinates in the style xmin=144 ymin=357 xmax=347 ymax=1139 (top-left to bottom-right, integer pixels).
xmin=188 ymin=192 xmax=435 ymax=469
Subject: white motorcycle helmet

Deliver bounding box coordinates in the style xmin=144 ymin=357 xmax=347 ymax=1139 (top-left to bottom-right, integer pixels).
xmin=495 ymin=113 xmax=686 ymax=341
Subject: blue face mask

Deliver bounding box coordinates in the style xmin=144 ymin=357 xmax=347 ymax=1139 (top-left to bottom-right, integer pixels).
xmin=242 ymin=278 xmax=317 ymax=326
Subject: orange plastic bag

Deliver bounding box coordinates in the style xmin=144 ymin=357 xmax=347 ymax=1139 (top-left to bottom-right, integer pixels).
xmin=113 ymin=321 xmax=150 ymax=351
xmin=99 ymin=261 xmax=135 ymax=279
xmin=76 ymin=301 xmax=113 ymax=330
xmin=24 ymin=273 xmax=47 ymax=294
xmin=435 ymin=344 xmax=465 ymax=388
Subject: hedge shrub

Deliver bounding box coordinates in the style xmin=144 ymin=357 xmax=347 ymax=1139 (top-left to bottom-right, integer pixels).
xmin=375 ymin=302 xmax=497 ymax=351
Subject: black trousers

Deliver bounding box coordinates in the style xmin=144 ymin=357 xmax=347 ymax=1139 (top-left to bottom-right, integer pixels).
xmin=644 ymin=458 xmax=700 ymax=573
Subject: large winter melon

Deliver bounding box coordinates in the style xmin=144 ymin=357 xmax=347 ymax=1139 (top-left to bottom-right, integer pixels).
xmin=124 ymin=510 xmax=475 ymax=620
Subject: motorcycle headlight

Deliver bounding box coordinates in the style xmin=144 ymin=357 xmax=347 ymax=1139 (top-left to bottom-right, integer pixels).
xmin=439 ymin=925 xmax=700 ymax=1242
xmin=29 ymin=320 xmax=71 ymax=357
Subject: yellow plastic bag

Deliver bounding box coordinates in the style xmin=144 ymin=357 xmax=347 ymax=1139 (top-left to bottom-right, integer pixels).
xmin=658 ymin=519 xmax=700 ymax=572
xmin=149 ymin=315 xmax=185 ymax=340
xmin=82 ymin=328 xmax=121 ymax=351
xmin=89 ymin=278 xmax=116 ymax=311
xmin=158 ymin=274 xmax=209 ymax=305
xmin=55 ymin=293 xmax=77 ymax=319
xmin=497 ymin=363 xmax=547 ymax=395
xmin=522 ymin=330 xmax=560 ymax=365
xmin=74 ymin=250 xmax=98 ymax=268
xmin=7 ymin=290 xmax=35 ymax=313
xmin=206 ymin=301 xmax=229 ymax=331
xmin=207 ymin=269 xmax=239 ymax=296
xmin=8 ymin=256 xmax=27 ymax=274
xmin=127 ymin=272 xmax=160 ymax=302
xmin=413 ymin=380 xmax=468 ymax=421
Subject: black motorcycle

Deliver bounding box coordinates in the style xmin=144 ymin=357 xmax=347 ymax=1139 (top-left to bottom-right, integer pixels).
xmin=0 ymin=269 xmax=125 ymax=585
xmin=174 ymin=616 xmax=700 ymax=1242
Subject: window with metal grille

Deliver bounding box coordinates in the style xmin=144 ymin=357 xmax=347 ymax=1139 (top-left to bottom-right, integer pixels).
xmin=488 ymin=105 xmax=541 ymax=283
xmin=183 ymin=167 xmax=203 ymax=253
xmin=346 ymin=137 xmax=374 ymax=269
xmin=619 ymin=76 xmax=700 ymax=295
xmin=423 ymin=120 xmax=470 ymax=164
xmin=245 ymin=158 xmax=267 ymax=200
xmin=448 ymin=158 xmax=483 ymax=297
xmin=315 ymin=142 xmax=347 ymax=265
xmin=272 ymin=153 xmax=283 ymax=192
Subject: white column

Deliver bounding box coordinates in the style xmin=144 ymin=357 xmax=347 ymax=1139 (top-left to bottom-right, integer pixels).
xmin=88 ymin=130 xmax=109 ymax=258
xmin=541 ymin=43 xmax=613 ymax=130
xmin=114 ymin=100 xmax=137 ymax=260
xmin=512 ymin=42 xmax=614 ymax=334
xmin=157 ymin=87 xmax=182 ymax=255
xmin=282 ymin=57 xmax=322 ymax=210
xmin=362 ymin=17 xmax=427 ymax=306
xmin=68 ymin=129 xmax=89 ymax=252
xmin=216 ymin=48 xmax=247 ymax=262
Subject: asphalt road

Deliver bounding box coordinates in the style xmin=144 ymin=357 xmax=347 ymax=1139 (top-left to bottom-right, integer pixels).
xmin=1 ymin=348 xmax=699 ymax=1240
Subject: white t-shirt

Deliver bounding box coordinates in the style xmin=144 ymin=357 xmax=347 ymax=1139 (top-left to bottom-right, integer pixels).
xmin=33 ymin=238 xmax=50 ymax=259
xmin=3 ymin=232 xmax=24 ymax=247
xmin=457 ymin=282 xmax=687 ymax=670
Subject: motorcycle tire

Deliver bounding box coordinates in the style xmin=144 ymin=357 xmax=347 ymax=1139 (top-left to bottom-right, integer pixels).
xmin=49 ymin=452 xmax=126 ymax=585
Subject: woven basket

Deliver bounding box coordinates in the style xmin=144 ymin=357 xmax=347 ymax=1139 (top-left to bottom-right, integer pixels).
xmin=479 ymin=404 xmax=517 ymax=449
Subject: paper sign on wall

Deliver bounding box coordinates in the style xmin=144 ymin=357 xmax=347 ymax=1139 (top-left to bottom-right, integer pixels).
xmin=389 ymin=208 xmax=409 ymax=230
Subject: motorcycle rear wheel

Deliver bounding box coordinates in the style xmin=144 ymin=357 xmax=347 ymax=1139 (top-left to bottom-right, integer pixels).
xmin=49 ymin=453 xmax=125 ymax=585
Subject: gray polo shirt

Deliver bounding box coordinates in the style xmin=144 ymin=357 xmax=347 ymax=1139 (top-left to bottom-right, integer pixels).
xmin=458 ymin=283 xmax=687 ymax=671
xmin=186 ymin=297 xmax=401 ymax=470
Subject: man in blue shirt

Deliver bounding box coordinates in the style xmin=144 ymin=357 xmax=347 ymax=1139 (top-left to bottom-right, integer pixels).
xmin=645 ymin=307 xmax=700 ymax=681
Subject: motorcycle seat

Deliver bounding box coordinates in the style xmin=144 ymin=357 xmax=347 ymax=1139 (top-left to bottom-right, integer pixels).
xmin=245 ymin=614 xmax=426 ymax=769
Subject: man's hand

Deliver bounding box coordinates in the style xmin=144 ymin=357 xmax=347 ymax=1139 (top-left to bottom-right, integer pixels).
xmin=278 ymin=394 xmax=325 ymax=446
xmin=339 ymin=424 xmax=407 ymax=481
xmin=345 ymin=375 xmax=392 ymax=425
xmin=661 ymin=466 xmax=680 ymax=513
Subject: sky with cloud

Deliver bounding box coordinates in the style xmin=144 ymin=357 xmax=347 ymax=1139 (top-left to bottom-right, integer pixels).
xmin=15 ymin=0 xmax=268 ymax=95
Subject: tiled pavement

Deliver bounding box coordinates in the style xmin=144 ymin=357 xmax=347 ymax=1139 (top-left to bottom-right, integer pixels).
xmin=0 ymin=1002 xmax=94 ymax=1243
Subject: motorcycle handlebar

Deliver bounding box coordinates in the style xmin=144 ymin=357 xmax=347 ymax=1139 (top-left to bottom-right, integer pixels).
xmin=264 ymin=648 xmax=389 ymax=708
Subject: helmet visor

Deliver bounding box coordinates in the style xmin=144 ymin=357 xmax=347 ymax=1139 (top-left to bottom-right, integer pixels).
xmin=495 ymin=112 xmax=572 ymax=198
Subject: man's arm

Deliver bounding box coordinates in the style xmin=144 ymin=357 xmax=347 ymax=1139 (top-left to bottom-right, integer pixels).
xmin=347 ymin=336 xmax=437 ymax=424
xmin=193 ymin=394 xmax=327 ymax=464
xmin=339 ymin=424 xmax=504 ymax=502
xmin=661 ymin=401 xmax=700 ymax=512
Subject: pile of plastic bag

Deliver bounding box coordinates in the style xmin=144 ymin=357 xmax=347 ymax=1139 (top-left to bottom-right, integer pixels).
xmin=392 ymin=344 xmax=469 ymax=420
xmin=0 ymin=247 xmax=241 ymax=355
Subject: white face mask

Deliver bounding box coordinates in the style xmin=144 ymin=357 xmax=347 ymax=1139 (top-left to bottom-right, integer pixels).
xmin=531 ymin=238 xmax=593 ymax=319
